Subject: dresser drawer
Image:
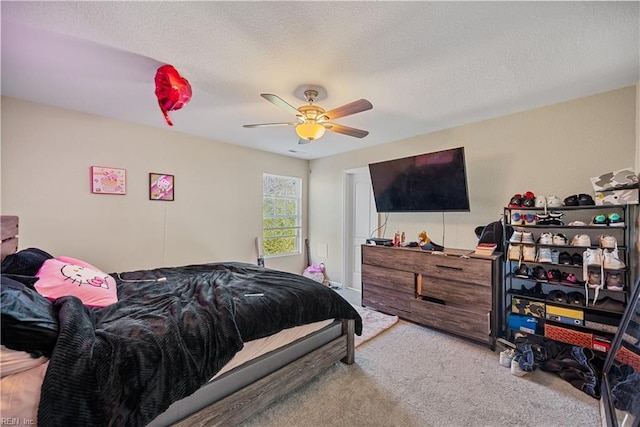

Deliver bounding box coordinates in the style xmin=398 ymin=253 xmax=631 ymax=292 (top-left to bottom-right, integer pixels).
xmin=415 ymin=255 xmax=492 ymax=287
xmin=417 ymin=275 xmax=491 ymax=312
xmin=410 ymin=298 xmax=492 ymax=344
xmin=362 ymin=264 xmax=414 ymax=314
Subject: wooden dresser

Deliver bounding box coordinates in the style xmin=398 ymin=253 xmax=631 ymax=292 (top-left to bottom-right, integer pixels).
xmin=361 ymin=245 xmax=502 ymax=348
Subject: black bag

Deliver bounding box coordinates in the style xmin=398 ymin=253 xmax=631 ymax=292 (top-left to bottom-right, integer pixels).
xmin=477 ymin=220 xmax=512 ymax=253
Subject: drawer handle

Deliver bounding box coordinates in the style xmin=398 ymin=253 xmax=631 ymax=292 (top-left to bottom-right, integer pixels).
xmin=435 ymin=264 xmax=463 ymax=271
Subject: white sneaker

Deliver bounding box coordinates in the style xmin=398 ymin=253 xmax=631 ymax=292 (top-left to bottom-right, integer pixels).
xmin=599 ymin=235 xmax=617 ymax=249
xmin=509 ymin=231 xmax=523 ymax=244
xmin=552 ymin=233 xmax=568 ymax=245
xmin=523 ymin=245 xmax=536 ymax=262
xmin=603 ymin=249 xmax=625 ymax=270
xmin=536 ymin=247 xmax=553 ymax=263
xmin=538 ymin=232 xmax=553 ymax=245
xmin=521 ymin=231 xmax=535 ymax=245
xmin=568 ymin=221 xmax=587 ymax=226
xmin=583 ymin=248 xmax=603 ymax=267
xmin=571 ymin=234 xmax=591 ymax=247
xmin=535 ymin=196 xmax=547 ymax=208
xmin=546 ymin=195 xmax=562 ymax=207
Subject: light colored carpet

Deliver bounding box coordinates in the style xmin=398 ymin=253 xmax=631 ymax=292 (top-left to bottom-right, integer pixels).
xmin=353 ymin=305 xmax=399 ymax=347
xmin=240 ymin=320 xmax=601 ymax=427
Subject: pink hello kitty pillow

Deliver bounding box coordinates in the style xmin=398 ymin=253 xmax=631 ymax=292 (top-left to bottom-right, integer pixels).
xmin=35 ymin=256 xmax=118 ymax=308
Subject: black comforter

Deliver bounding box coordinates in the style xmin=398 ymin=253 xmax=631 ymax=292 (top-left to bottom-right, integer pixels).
xmin=33 ymin=262 xmax=361 ymax=427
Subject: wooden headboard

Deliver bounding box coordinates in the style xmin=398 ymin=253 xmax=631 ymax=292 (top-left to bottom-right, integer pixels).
xmin=1 ymin=215 xmax=19 ymax=262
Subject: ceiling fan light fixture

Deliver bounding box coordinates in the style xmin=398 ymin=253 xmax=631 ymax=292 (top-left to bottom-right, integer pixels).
xmin=296 ymin=122 xmax=326 ymax=141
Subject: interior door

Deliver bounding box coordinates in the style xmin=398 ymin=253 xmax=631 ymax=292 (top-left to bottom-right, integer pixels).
xmin=345 ymin=168 xmax=377 ymax=293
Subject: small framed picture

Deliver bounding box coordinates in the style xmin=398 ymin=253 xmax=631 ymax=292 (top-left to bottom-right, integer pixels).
xmin=91 ymin=166 xmax=126 ymax=195
xmin=149 ymin=173 xmax=174 ymax=201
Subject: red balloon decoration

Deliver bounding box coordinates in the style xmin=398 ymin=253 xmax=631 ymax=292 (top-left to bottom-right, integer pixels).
xmin=154 ymin=64 xmax=192 ymax=126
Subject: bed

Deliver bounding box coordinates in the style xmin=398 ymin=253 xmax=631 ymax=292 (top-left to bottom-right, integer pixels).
xmin=0 ymin=215 xmax=362 ymax=426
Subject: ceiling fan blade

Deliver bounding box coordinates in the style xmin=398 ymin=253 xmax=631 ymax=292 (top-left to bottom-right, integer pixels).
xmin=324 ymin=123 xmax=369 ymax=138
xmin=261 ymin=94 xmax=301 ymax=116
xmin=298 ymin=138 xmax=311 ymax=145
xmin=243 ymin=122 xmax=299 ymax=128
xmin=321 ymin=99 xmax=373 ymax=120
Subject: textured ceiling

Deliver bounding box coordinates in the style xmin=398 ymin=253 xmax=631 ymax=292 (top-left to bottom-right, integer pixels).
xmin=1 ymin=2 xmax=638 ymax=160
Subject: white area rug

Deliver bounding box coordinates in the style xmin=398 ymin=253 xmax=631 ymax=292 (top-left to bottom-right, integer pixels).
xmin=353 ymin=305 xmax=398 ymax=347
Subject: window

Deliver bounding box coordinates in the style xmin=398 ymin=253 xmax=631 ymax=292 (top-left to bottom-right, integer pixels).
xmin=262 ymin=173 xmax=302 ymax=256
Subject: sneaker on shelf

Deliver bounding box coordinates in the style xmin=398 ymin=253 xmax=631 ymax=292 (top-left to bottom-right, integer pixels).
xmin=563 ymin=194 xmax=579 ymax=206
xmin=523 ymin=213 xmax=537 ymax=226
xmin=536 ymin=247 xmax=553 ymax=263
xmin=533 ymin=266 xmax=548 ymax=281
xmin=514 ymin=264 xmax=531 ymax=279
xmin=523 ymin=245 xmax=536 ymax=262
xmin=511 ymin=212 xmax=524 ymax=225
xmin=586 ymin=270 xmax=604 ymax=305
xmin=587 ymin=271 xmax=602 ymax=288
xmin=508 ymin=244 xmax=522 ymax=261
xmin=568 ymin=220 xmax=587 ymax=226
xmin=567 ymin=291 xmax=586 ymax=306
xmin=590 ymin=214 xmax=608 ymax=226
xmin=599 ymin=235 xmax=617 ymax=249
xmin=521 ymin=231 xmax=535 ymax=245
xmin=522 ymin=191 xmax=536 ymax=207
xmin=578 ymin=193 xmax=596 ymax=206
xmin=603 ymin=249 xmax=626 ymax=270
xmin=552 ymin=233 xmax=568 ymax=245
xmin=547 ymin=268 xmax=562 ymax=282
xmin=571 ymin=253 xmax=583 ymax=266
xmin=583 ymin=248 xmax=603 ymax=267
xmin=546 ymin=195 xmax=562 ymax=208
xmin=549 ymin=289 xmax=567 ymax=303
xmin=571 ymin=234 xmax=592 ymax=247
xmin=537 ymin=232 xmax=553 ymax=245
xmin=607 ymin=213 xmax=625 ymax=227
xmin=558 ymin=251 xmax=572 ymax=265
xmin=535 ymin=196 xmax=547 ymax=208
xmin=561 ymin=272 xmax=579 ymax=285
xmin=509 ymin=194 xmax=523 ymax=208
xmin=605 ymin=272 xmax=624 ymax=291
xmin=509 ymin=231 xmax=523 ymax=244
xmin=551 ymin=249 xmax=560 ymax=264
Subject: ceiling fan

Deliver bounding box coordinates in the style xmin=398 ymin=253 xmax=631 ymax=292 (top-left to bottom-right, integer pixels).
xmin=243 ymin=88 xmax=373 ymax=144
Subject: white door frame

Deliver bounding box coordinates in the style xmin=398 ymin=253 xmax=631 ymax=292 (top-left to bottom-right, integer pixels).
xmin=342 ymin=167 xmax=377 ymax=292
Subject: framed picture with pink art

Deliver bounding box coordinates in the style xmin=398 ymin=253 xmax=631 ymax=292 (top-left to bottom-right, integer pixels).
xmin=149 ymin=173 xmax=174 ymax=201
xmin=90 ymin=166 xmax=126 ymax=195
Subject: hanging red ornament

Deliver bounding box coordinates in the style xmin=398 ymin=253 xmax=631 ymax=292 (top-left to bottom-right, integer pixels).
xmin=154 ymin=64 xmax=192 ymax=126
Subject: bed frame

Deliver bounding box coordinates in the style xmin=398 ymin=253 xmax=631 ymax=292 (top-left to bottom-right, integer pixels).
xmin=0 ymin=215 xmax=356 ymax=426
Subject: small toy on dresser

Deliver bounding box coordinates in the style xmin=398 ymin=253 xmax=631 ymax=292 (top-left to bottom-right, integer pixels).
xmin=418 ymin=231 xmax=444 ymax=251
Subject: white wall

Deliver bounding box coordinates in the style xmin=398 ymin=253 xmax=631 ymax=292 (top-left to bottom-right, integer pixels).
xmin=309 ymin=86 xmax=638 ymax=285
xmin=1 ymin=97 xmax=309 ymax=274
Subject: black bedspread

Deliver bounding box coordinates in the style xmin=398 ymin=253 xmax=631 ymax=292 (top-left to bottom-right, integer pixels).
xmin=37 ymin=262 xmax=361 ymax=427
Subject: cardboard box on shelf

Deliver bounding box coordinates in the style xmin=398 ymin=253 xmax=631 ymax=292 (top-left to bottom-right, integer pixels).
xmin=590 ymin=168 xmax=638 ymax=192
xmin=594 ymin=188 xmax=639 ymax=205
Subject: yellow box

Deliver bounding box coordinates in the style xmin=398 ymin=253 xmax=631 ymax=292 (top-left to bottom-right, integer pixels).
xmin=546 ymin=304 xmax=584 ymax=320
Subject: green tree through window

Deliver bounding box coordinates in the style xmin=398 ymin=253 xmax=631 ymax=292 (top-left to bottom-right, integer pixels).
xmin=263 ymin=174 xmax=301 ymax=256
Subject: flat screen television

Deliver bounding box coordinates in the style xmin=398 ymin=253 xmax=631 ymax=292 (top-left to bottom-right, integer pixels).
xmin=368 ymin=147 xmax=470 ymax=213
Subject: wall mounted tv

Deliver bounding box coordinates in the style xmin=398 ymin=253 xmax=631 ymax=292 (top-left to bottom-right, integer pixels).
xmin=368 ymin=147 xmax=470 ymax=213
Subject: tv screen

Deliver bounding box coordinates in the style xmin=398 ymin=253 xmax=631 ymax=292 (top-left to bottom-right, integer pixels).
xmin=368 ymin=147 xmax=470 ymax=213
